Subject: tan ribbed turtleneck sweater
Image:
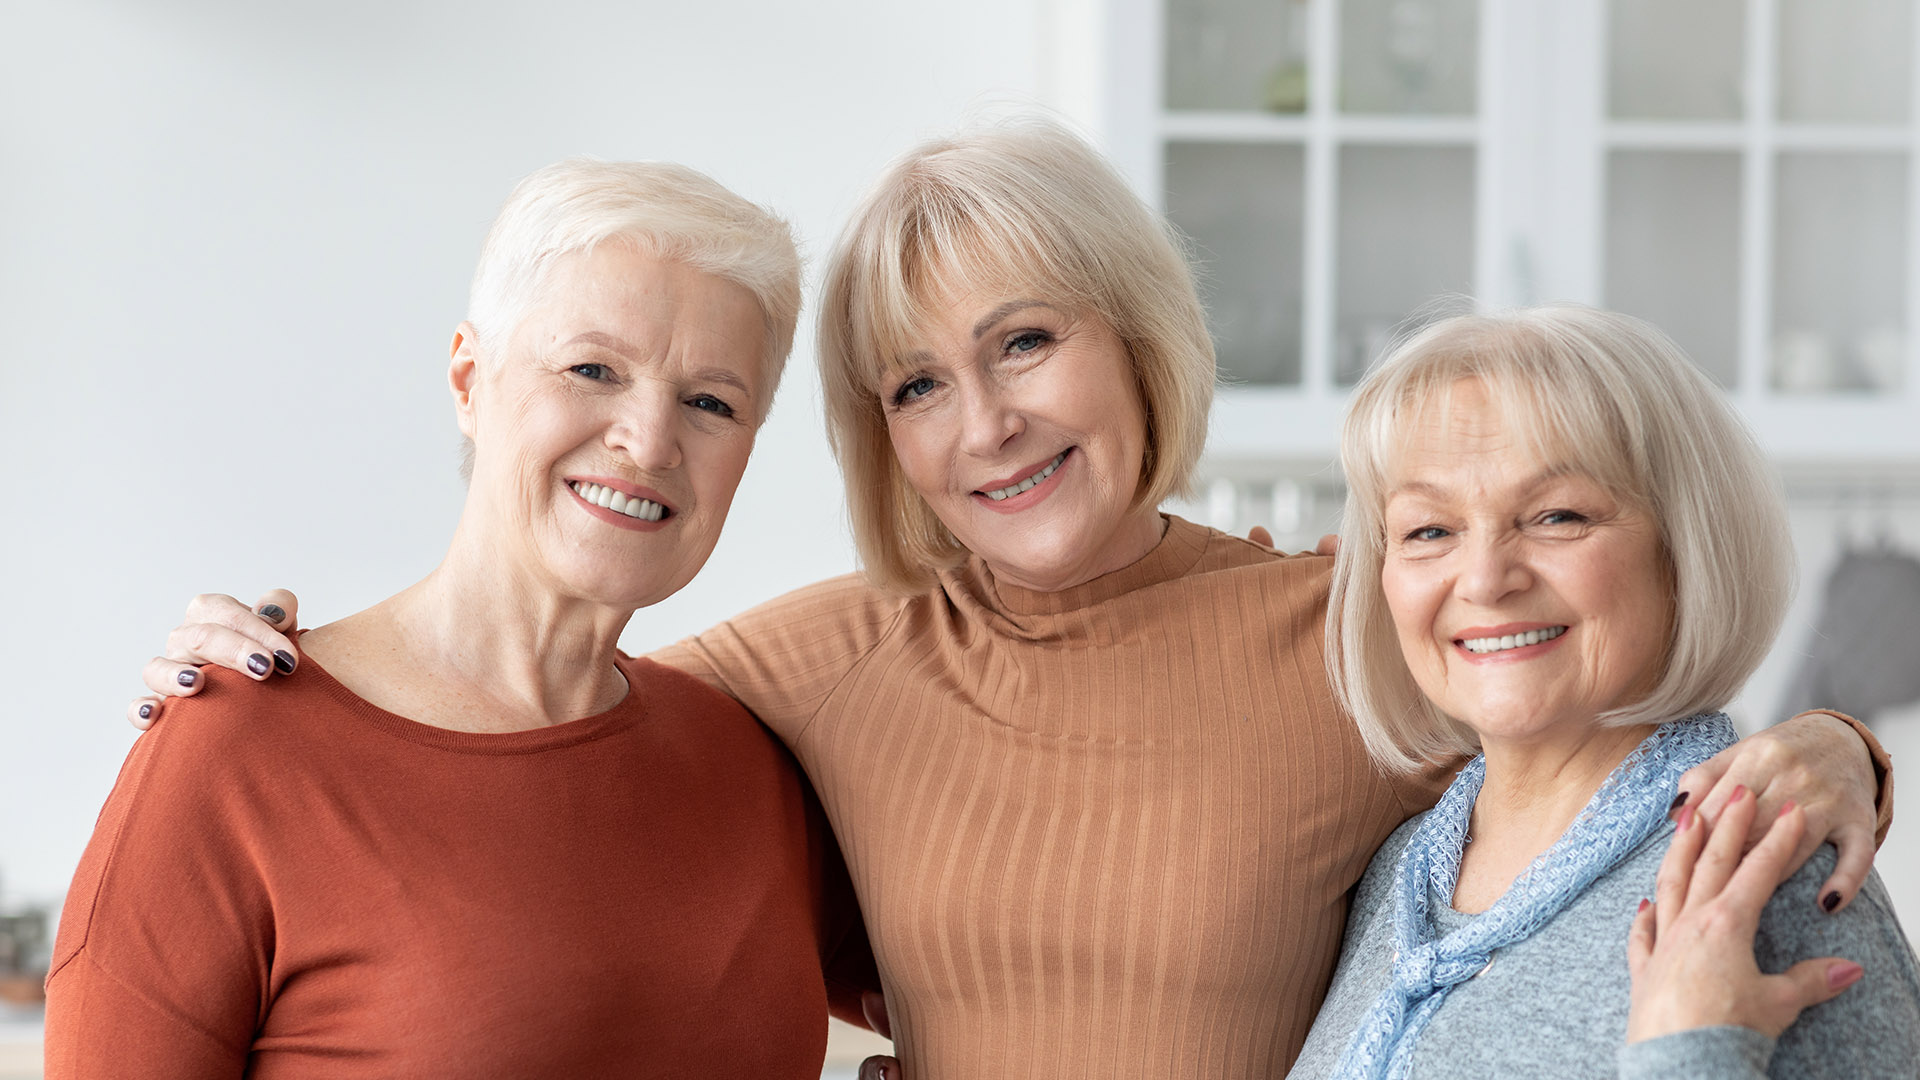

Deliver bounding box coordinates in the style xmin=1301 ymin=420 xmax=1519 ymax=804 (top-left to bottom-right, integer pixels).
xmin=657 ymin=516 xmax=1453 ymax=1077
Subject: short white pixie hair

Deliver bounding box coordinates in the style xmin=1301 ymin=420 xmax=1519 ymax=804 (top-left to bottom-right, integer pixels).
xmin=1326 ymin=304 xmax=1794 ymax=772
xmin=466 ymin=156 xmax=802 ymax=401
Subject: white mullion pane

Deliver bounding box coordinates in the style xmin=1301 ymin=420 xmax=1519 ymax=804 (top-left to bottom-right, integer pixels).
xmin=1165 ymin=0 xmax=1313 ymax=112
xmin=1740 ymin=0 xmax=1776 ymax=398
xmin=1334 ymin=145 xmax=1476 ymax=384
xmin=1777 ymin=0 xmax=1911 ymax=124
xmin=1605 ymin=151 xmax=1744 ymax=385
xmin=1772 ymin=152 xmax=1908 ymax=392
xmin=1338 ymin=0 xmax=1480 ymax=115
xmin=1303 ymin=0 xmax=1340 ymax=392
xmin=1607 ymin=0 xmax=1745 ymax=121
xmin=1166 ymin=143 xmax=1308 ymax=384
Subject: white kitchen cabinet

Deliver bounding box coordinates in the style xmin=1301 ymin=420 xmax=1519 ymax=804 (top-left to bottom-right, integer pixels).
xmin=1101 ymin=0 xmax=1920 ymax=523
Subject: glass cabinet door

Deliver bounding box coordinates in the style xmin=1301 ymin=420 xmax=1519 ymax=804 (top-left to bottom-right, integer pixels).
xmin=1165 ymin=143 xmax=1307 ymax=384
xmin=1158 ymin=0 xmax=1485 ymax=456
xmin=1601 ymin=0 xmax=1917 ymax=415
xmin=1165 ymin=0 xmax=1312 ymax=112
xmin=1126 ymin=0 xmax=1920 ymax=493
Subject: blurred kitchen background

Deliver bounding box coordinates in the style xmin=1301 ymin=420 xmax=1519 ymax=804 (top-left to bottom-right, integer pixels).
xmin=3 ymin=0 xmax=1917 ymax=1075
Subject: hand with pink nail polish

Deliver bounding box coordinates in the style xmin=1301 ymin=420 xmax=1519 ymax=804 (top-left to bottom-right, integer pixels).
xmin=1627 ymin=790 xmax=1864 ymax=1044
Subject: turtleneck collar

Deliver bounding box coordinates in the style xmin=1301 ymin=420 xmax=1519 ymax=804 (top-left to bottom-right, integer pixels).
xmin=963 ymin=514 xmax=1212 ymax=617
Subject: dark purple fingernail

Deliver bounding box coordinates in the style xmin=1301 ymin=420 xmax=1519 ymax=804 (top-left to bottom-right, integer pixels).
xmin=258 ymin=604 xmax=286 ymax=623
xmin=1823 ymin=891 xmax=1842 ymax=912
xmin=273 ymin=650 xmax=296 ymax=674
xmin=247 ymin=653 xmax=271 ymax=676
xmin=1667 ymin=791 xmax=1689 ymax=815
xmin=177 ymin=670 xmax=197 ymax=688
xmin=138 ymin=703 xmax=153 ymax=720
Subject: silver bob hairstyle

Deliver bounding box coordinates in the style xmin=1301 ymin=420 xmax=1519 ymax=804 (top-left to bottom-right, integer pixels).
xmin=466 ymin=156 xmax=802 ymax=404
xmin=1326 ymin=305 xmax=1794 ymax=772
xmin=817 ymin=116 xmax=1217 ymax=594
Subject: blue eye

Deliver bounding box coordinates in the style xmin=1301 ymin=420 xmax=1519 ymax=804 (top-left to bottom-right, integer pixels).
xmin=1540 ymin=510 xmax=1588 ymax=527
xmin=688 ymin=394 xmax=735 ymax=418
xmin=892 ymin=375 xmax=937 ymax=406
xmin=1007 ymin=331 xmax=1050 ymax=354
xmin=1405 ymin=526 xmax=1450 ymax=542
xmin=571 ymin=363 xmax=609 ymax=381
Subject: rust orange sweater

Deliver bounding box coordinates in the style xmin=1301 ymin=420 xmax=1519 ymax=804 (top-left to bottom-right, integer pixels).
xmin=47 ymin=654 xmax=863 ymax=1078
xmin=659 ymin=515 xmax=1456 ymax=1077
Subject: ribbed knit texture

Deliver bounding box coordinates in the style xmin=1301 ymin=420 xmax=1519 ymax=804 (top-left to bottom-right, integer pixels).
xmin=659 ymin=516 xmax=1455 ymax=1078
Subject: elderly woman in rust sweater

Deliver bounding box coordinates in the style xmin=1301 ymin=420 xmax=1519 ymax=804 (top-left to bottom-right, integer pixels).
xmin=51 ymin=160 xmax=869 ymax=1077
xmin=131 ymin=118 xmax=1891 ymax=1079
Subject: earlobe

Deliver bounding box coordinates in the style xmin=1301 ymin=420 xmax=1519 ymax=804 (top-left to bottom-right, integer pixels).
xmin=449 ymin=323 xmax=482 ymax=439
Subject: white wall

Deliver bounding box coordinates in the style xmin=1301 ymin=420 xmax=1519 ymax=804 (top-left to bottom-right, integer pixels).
xmin=0 ymin=0 xmax=1096 ymax=907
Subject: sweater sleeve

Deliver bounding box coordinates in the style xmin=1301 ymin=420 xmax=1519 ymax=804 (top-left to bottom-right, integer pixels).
xmin=1756 ymin=852 xmax=1920 ymax=1077
xmin=1793 ymin=710 xmax=1894 ymax=848
xmin=1621 ymin=848 xmax=1920 ymax=1080
xmin=44 ymin=953 xmax=250 ymax=1079
xmin=650 ymin=573 xmax=911 ymax=745
xmin=1616 ymin=1027 xmax=1773 ymax=1080
xmin=44 ymin=694 xmax=274 ymax=1079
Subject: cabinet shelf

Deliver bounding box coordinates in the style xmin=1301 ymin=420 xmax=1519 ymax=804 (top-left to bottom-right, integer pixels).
xmin=1605 ymin=121 xmax=1912 ymax=151
xmin=1163 ymin=112 xmax=1480 ymax=144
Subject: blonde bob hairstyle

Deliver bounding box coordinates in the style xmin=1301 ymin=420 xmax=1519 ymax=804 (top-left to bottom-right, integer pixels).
xmin=467 ymin=156 xmax=802 ymax=406
xmin=817 ymin=116 xmax=1216 ymax=594
xmin=1326 ymin=305 xmax=1794 ymax=772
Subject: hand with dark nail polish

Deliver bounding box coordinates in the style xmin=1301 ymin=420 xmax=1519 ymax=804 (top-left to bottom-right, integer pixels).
xmin=138 ymin=703 xmax=153 ymax=720
xmin=247 ymin=654 xmax=271 ymax=677
xmin=273 ymin=650 xmax=297 ymax=674
xmin=1823 ymin=891 xmax=1842 ymax=913
xmin=258 ymin=604 xmax=287 ymax=623
xmin=177 ymin=670 xmax=198 ymax=688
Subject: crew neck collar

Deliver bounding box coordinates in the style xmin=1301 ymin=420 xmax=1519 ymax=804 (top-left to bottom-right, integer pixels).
xmin=294 ymin=636 xmax=648 ymax=755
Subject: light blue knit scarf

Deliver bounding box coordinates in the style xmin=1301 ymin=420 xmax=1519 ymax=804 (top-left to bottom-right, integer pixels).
xmin=1328 ymin=712 xmax=1738 ymax=1080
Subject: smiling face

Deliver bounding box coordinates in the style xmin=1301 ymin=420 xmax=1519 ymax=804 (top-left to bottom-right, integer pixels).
xmin=454 ymin=242 xmax=766 ymax=610
xmin=879 ymin=285 xmax=1163 ymax=593
xmin=1379 ymin=379 xmax=1673 ymax=747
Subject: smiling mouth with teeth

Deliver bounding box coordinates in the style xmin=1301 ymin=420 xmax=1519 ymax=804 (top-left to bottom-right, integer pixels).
xmin=568 ymin=481 xmax=669 ymax=523
xmin=1459 ymin=625 xmax=1567 ymax=655
xmin=979 ymin=450 xmax=1070 ymax=502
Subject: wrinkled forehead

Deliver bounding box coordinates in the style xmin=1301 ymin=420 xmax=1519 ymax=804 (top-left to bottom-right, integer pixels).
xmin=1374 ymin=371 xmax=1641 ymax=503
xmin=519 ymin=244 xmax=772 ymax=383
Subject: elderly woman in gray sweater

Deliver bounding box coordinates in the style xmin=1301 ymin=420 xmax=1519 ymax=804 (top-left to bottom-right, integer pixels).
xmin=1290 ymin=305 xmax=1920 ymax=1080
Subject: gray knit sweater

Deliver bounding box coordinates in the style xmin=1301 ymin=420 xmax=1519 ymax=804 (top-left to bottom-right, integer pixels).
xmin=1288 ymin=817 xmax=1920 ymax=1079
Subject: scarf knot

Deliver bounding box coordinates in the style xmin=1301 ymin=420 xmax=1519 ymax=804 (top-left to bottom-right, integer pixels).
xmin=1391 ymin=940 xmax=1489 ymax=999
xmin=1328 ymin=713 xmax=1738 ymax=1080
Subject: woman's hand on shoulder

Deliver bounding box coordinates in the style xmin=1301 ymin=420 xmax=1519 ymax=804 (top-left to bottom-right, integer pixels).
xmin=853 ymin=990 xmax=901 ymax=1080
xmin=128 ymin=590 xmax=303 ymax=730
xmin=1626 ymin=786 xmax=1863 ymax=1045
xmin=1239 ymin=525 xmax=1339 ymax=555
xmin=1674 ymin=712 xmax=1880 ymax=913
